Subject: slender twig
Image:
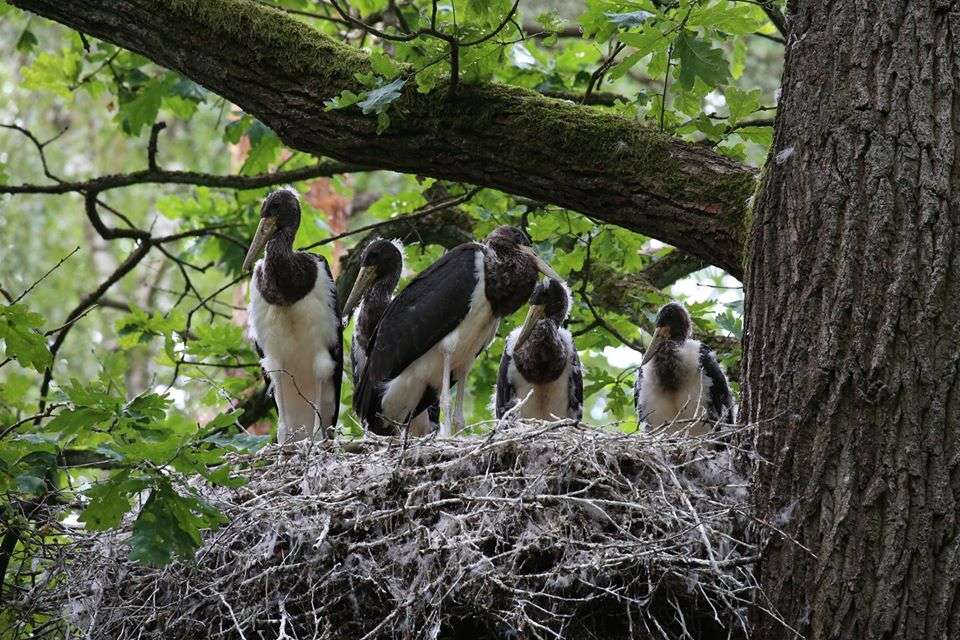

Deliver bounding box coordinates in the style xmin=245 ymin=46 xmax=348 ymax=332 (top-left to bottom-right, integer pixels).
xmin=67 ymin=49 xmax=120 ymax=90
xmin=578 ymin=233 xmax=645 ymax=352
xmin=0 ymin=124 xmax=66 ymax=184
xmin=659 ymin=40 xmax=674 ymax=132
xmin=0 ymin=403 xmax=67 ymax=440
xmin=753 ymin=31 xmax=785 ymax=45
xmin=327 ymin=0 xmax=418 ymax=41
xmin=459 ymin=0 xmax=520 ymax=46
xmin=299 ymin=187 xmax=481 ymax=251
xmin=36 ymin=241 xmax=153 ymax=421
xmin=583 ymin=42 xmax=626 ymax=104
xmin=147 ymin=122 xmax=166 ymax=171
xmin=257 ymin=0 xmax=351 ymax=26
xmin=10 ymin=247 xmax=80 ymax=305
xmin=177 ymin=359 xmax=261 ymax=369
xmin=84 ymin=191 xmax=149 ymax=241
xmin=167 ymin=273 xmax=247 ymax=389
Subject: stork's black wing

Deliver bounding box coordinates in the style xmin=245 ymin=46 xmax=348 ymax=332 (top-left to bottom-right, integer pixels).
xmin=355 ymin=244 xmax=482 ymax=431
xmin=699 ymin=342 xmax=735 ymax=424
xmin=494 ymin=341 xmax=516 ymax=419
xmin=316 ymin=254 xmax=343 ymax=430
xmin=567 ymin=346 xmax=583 ymax=420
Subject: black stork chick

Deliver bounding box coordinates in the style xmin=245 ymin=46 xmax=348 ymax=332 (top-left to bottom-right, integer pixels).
xmin=342 ymin=238 xmax=437 ymax=436
xmin=355 ymin=226 xmax=560 ymax=437
xmin=243 ymin=188 xmax=343 ymax=443
xmin=494 ymin=278 xmax=583 ymax=421
xmin=342 ymin=238 xmax=404 ymax=379
xmin=633 ymin=301 xmax=735 ymax=435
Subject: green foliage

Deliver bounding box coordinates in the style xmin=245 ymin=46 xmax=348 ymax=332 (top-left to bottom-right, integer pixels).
xmin=242 ymin=120 xmax=282 ymax=174
xmin=675 ymin=30 xmax=728 ymax=90
xmin=0 ymin=304 xmax=53 ymax=372
xmin=20 ymin=49 xmax=81 ymax=99
xmin=128 ymin=479 xmax=226 ymax=566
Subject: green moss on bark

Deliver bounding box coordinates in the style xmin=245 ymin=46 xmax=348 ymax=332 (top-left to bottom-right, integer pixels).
xmin=166 ymin=0 xmax=370 ymax=83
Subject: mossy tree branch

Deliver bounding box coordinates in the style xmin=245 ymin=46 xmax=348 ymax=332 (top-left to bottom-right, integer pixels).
xmin=10 ymin=0 xmax=756 ymax=277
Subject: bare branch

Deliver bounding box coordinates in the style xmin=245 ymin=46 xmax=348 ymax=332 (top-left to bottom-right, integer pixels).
xmin=299 ymin=187 xmax=480 ymax=251
xmin=0 ymin=159 xmax=363 ymax=195
xmin=146 ymin=122 xmax=166 ymax=171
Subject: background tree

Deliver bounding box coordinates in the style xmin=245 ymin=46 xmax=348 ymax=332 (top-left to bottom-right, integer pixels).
xmin=3 ymin=0 xmax=955 ymax=637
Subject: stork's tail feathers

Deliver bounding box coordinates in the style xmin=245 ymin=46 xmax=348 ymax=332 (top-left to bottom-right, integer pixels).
xmin=353 ymin=373 xmax=394 ymax=436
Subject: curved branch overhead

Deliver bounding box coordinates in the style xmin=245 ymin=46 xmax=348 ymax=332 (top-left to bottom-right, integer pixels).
xmin=10 ymin=0 xmax=755 ymax=277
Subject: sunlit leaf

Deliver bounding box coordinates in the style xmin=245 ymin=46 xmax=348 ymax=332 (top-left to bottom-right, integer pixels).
xmin=0 ymin=304 xmax=52 ymax=372
xmin=675 ymin=31 xmax=729 ymax=91
xmin=358 ymin=77 xmax=406 ymax=115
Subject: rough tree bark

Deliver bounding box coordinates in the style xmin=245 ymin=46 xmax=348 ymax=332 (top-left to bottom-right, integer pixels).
xmin=8 ymin=0 xmax=754 ymax=277
xmin=744 ymin=2 xmax=960 ymax=638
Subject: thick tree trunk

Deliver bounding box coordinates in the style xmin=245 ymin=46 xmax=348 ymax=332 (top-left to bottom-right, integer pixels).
xmin=745 ymin=2 xmax=960 ymax=638
xmin=10 ymin=0 xmax=754 ymax=276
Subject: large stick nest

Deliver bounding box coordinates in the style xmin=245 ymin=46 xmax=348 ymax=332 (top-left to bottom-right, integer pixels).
xmin=25 ymin=423 xmax=762 ymax=639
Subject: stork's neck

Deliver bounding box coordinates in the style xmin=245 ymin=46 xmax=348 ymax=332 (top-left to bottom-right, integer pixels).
xmin=652 ymin=338 xmax=686 ymax=392
xmin=257 ymin=225 xmax=317 ymax=306
xmin=514 ymin=320 xmax=567 ymax=384
xmin=264 ymin=225 xmax=296 ymax=269
xmin=484 ymin=245 xmax=539 ymax=317
xmin=355 ymin=276 xmax=397 ymax=353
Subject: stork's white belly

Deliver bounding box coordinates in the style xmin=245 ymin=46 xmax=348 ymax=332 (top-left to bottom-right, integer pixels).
xmin=248 ymin=259 xmax=340 ymax=440
xmin=505 ymin=327 xmax=575 ymax=420
xmin=510 ymin=368 xmax=572 ymax=420
xmin=380 ymin=252 xmax=497 ymax=421
xmin=636 ymin=340 xmax=713 ymax=436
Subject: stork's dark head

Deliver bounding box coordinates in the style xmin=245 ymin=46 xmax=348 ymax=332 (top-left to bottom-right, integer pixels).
xmin=531 ymin=278 xmax=572 ymax=323
xmin=342 ymin=238 xmax=404 ymax=319
xmin=482 ymin=226 xmax=563 ymax=316
xmin=485 ymin=225 xmax=532 ymax=250
xmin=261 ymin=188 xmax=301 ymax=228
xmin=655 ymin=302 xmax=692 ymax=340
xmin=641 ymin=301 xmax=691 ymax=365
xmin=360 ymin=238 xmax=403 ymax=274
xmin=514 ymin=278 xmax=571 ymax=348
xmin=242 ymin=188 xmax=302 ymax=271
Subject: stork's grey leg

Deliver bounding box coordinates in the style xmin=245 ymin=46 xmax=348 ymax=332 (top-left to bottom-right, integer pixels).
xmin=439 ymin=351 xmax=453 ymax=437
xmin=452 ymin=363 xmax=472 ymax=435
xmin=314 ymin=381 xmax=327 ymax=441
xmin=272 ymin=372 xmax=289 ymax=444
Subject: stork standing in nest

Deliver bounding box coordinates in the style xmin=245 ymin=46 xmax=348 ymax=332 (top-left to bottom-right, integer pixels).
xmin=633 ymin=302 xmax=735 ymax=435
xmin=355 ymin=226 xmax=561 ymax=437
xmin=494 ymin=278 xmax=583 ymax=421
xmin=342 ymin=238 xmax=437 ymax=435
xmin=243 ymin=188 xmax=342 ymax=443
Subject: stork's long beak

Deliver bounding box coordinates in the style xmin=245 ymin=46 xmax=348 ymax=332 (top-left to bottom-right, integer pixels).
xmin=242 ymin=217 xmax=277 ymax=272
xmin=641 ymin=326 xmax=670 ymax=366
xmin=514 ymin=304 xmax=546 ymax=349
xmin=342 ymin=266 xmax=377 ymax=321
xmin=519 ymin=245 xmax=562 ymax=281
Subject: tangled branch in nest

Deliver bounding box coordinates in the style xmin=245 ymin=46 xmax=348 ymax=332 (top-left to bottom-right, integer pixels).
xmin=21 ymin=422 xmax=770 ymax=639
